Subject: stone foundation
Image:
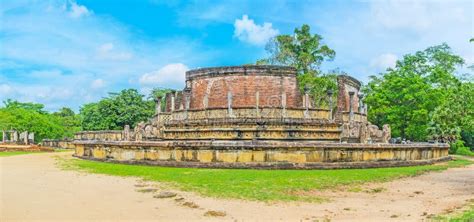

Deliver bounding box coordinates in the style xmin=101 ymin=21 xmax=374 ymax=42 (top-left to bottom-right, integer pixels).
xmin=74 ymin=140 xmax=449 ymax=169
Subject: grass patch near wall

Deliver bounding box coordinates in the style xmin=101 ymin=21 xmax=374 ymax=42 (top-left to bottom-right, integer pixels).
xmin=0 ymin=151 xmax=37 ymax=157
xmin=433 ymin=202 xmax=474 ymax=222
xmin=60 ymin=158 xmax=472 ymax=202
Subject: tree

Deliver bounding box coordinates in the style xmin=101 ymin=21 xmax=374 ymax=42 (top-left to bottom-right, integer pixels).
xmin=80 ymin=89 xmax=154 ymax=130
xmin=0 ymin=100 xmax=80 ymax=142
xmin=364 ymin=43 xmax=465 ymax=141
xmin=257 ymin=24 xmax=337 ymax=108
xmin=258 ymin=24 xmax=335 ymax=76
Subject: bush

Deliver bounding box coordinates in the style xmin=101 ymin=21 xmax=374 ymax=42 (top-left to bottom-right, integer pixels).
xmin=456 ymin=146 xmax=474 ymax=156
xmin=449 ymin=140 xmax=464 ymax=154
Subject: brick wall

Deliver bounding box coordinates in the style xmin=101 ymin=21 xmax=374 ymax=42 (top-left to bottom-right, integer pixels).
xmin=186 ymin=66 xmax=303 ymax=109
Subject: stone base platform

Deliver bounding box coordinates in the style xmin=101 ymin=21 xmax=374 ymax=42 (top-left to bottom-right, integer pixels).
xmin=73 ymin=140 xmax=450 ymax=169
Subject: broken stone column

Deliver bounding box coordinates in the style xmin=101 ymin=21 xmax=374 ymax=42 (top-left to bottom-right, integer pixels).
xmin=24 ymin=131 xmax=28 ymax=145
xmin=227 ymin=91 xmax=234 ymax=117
xmin=12 ymin=131 xmax=18 ymax=142
xmin=154 ymin=96 xmax=162 ymax=115
xmin=349 ymin=91 xmax=355 ymax=121
xmin=28 ymin=132 xmax=34 ymax=144
xmin=281 ymin=92 xmax=287 ymax=118
xmin=327 ymin=89 xmax=333 ymax=120
xmin=304 ymin=85 xmax=310 ymax=118
xmin=358 ymin=93 xmax=364 ymax=113
xmin=255 ymin=91 xmax=260 ymax=117
xmin=124 ymin=125 xmax=130 ymax=141
xmin=170 ymin=94 xmax=175 ymax=112
xmin=203 ymin=94 xmax=209 ymax=118
xmin=2 ymin=130 xmax=5 ymax=143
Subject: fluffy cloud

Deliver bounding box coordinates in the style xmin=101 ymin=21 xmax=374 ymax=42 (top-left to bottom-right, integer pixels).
xmin=0 ymin=1 xmax=210 ymax=111
xmin=234 ymin=15 xmax=279 ymax=46
xmin=96 ymin=43 xmax=133 ymax=61
xmin=0 ymin=84 xmax=12 ymax=94
xmin=139 ymin=63 xmax=189 ymax=88
xmin=68 ymin=1 xmax=91 ymax=18
xmin=91 ymin=79 xmax=105 ymax=89
xmin=370 ymin=53 xmax=398 ymax=71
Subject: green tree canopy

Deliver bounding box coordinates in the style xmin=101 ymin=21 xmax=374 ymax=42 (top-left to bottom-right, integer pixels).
xmin=0 ymin=101 xmax=80 ymax=142
xmin=80 ymin=89 xmax=154 ymax=130
xmin=364 ymin=43 xmax=465 ymax=141
xmin=258 ymin=24 xmax=335 ymax=76
xmin=257 ymin=24 xmax=338 ymax=108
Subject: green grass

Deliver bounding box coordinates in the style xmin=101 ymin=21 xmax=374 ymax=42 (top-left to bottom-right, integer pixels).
xmin=0 ymin=151 xmax=37 ymax=157
xmin=433 ymin=204 xmax=474 ymax=222
xmin=0 ymin=149 xmax=69 ymax=157
xmin=60 ymin=158 xmax=472 ymax=202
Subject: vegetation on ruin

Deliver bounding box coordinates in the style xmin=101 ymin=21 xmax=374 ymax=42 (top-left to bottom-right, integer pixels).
xmin=257 ymin=24 xmax=339 ymax=108
xmin=61 ymin=157 xmax=472 ymax=202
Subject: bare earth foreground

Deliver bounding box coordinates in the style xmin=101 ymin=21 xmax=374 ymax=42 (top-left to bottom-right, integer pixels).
xmin=1 ymin=152 xmax=473 ymax=222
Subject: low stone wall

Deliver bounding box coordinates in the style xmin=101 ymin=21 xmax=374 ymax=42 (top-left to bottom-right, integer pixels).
xmin=42 ymin=139 xmax=75 ymax=149
xmin=74 ymin=131 xmax=123 ymax=141
xmin=73 ymin=140 xmax=449 ymax=169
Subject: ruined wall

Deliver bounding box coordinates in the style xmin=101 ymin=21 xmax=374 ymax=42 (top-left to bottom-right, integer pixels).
xmin=42 ymin=139 xmax=75 ymax=149
xmin=185 ymin=66 xmax=303 ymax=110
xmin=337 ymin=75 xmax=362 ymax=113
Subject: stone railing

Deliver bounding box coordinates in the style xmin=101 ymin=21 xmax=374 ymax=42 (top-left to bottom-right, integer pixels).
xmin=74 ymin=130 xmax=123 ymax=141
xmin=42 ymin=139 xmax=75 ymax=149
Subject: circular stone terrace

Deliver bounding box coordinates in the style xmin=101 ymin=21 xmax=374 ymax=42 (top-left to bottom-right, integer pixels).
xmin=72 ymin=65 xmax=450 ymax=169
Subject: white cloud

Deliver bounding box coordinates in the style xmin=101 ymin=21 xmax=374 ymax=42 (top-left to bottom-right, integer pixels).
xmin=96 ymin=43 xmax=133 ymax=61
xmin=68 ymin=1 xmax=91 ymax=18
xmin=0 ymin=1 xmax=213 ymax=111
xmin=139 ymin=63 xmax=188 ymax=87
xmin=0 ymin=84 xmax=12 ymax=94
xmin=370 ymin=53 xmax=398 ymax=70
xmin=234 ymin=15 xmax=279 ymax=46
xmin=91 ymin=79 xmax=105 ymax=89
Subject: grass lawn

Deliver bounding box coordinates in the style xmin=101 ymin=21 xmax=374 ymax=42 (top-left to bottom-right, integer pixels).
xmin=0 ymin=151 xmax=38 ymax=157
xmin=0 ymin=149 xmax=71 ymax=157
xmin=434 ymin=203 xmax=474 ymax=222
xmin=61 ymin=158 xmax=472 ymax=202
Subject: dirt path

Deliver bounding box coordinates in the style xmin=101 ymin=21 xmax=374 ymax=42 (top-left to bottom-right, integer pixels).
xmin=1 ymin=152 xmax=473 ymax=221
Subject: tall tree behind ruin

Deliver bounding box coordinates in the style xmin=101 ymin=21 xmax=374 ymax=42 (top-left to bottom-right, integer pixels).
xmin=364 ymin=43 xmax=468 ymax=142
xmin=257 ymin=24 xmax=338 ymax=108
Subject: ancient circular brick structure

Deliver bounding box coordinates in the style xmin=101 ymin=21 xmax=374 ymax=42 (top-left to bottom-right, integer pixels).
xmin=186 ymin=66 xmax=302 ymax=109
xmin=73 ymin=65 xmax=450 ymax=169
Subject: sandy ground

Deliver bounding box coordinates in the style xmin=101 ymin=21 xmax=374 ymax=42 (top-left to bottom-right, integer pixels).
xmin=1 ymin=152 xmax=473 ymax=222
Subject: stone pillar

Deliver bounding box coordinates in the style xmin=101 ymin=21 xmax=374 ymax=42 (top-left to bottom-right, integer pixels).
xmin=185 ymin=91 xmax=191 ymax=119
xmin=2 ymin=130 xmax=5 ymax=143
xmin=170 ymin=94 xmax=175 ymax=112
xmin=203 ymin=94 xmax=209 ymax=118
xmin=349 ymin=91 xmax=355 ymax=121
xmin=124 ymin=125 xmax=130 ymax=141
xmin=154 ymin=96 xmax=162 ymax=115
xmin=304 ymin=85 xmax=310 ymax=118
xmin=227 ymin=91 xmax=234 ymax=117
xmin=281 ymin=92 xmax=287 ymax=118
xmin=13 ymin=131 xmax=18 ymax=142
xmin=23 ymin=131 xmax=28 ymax=145
xmin=327 ymin=89 xmax=333 ymax=120
xmin=255 ymin=91 xmax=260 ymax=117
xmin=358 ymin=93 xmax=364 ymax=113
xmin=28 ymin=132 xmax=34 ymax=144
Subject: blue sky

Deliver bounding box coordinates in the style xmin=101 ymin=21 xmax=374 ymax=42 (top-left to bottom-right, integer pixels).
xmin=1 ymin=0 xmax=473 ymax=111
